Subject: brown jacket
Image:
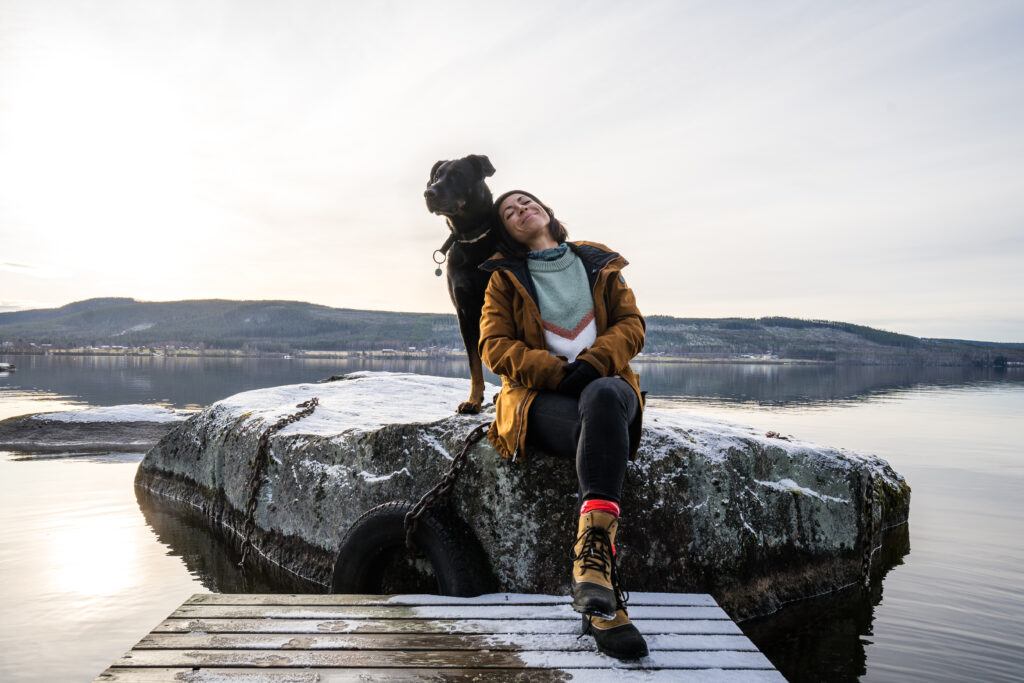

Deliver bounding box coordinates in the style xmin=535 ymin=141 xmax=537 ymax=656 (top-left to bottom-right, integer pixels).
xmin=478 ymin=241 xmax=645 ymax=461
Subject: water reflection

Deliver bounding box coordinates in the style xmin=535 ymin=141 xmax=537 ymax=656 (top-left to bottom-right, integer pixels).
xmin=135 ymin=485 xmax=321 ymax=594
xmin=0 ymin=354 xmax=498 ymax=411
xmin=2 ymin=354 xmax=1020 ymax=413
xmin=741 ymin=525 xmax=910 ymax=682
xmin=0 ymin=453 xmax=201 ymax=683
xmin=637 ymin=362 xmax=1023 ymax=406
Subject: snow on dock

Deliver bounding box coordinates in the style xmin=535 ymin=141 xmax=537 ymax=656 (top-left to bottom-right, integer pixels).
xmin=94 ymin=592 xmax=784 ymax=681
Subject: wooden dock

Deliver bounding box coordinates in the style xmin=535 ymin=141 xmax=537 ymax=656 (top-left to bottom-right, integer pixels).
xmin=94 ymin=592 xmax=785 ymax=681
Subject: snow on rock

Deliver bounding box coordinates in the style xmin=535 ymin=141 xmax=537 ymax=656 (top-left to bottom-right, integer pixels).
xmin=357 ymin=467 xmax=412 ymax=483
xmin=1 ymin=403 xmax=195 ymax=453
xmin=136 ymin=371 xmax=911 ymax=621
xmin=755 ymin=477 xmax=851 ymax=503
xmin=32 ymin=404 xmax=192 ymax=423
xmin=210 ymin=371 xmax=500 ymax=438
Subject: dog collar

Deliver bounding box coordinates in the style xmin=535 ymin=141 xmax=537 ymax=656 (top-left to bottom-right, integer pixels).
xmin=455 ymin=226 xmax=492 ymax=245
xmin=432 ymin=226 xmax=493 ymax=276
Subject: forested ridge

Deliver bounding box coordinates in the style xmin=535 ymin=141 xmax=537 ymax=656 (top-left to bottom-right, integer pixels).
xmin=2 ymin=298 xmax=1021 ymax=365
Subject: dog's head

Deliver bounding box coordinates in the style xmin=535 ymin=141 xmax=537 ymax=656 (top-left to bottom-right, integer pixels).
xmin=424 ymin=154 xmax=495 ymax=219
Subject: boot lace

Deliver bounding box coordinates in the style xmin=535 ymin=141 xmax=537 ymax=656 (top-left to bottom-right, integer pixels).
xmin=572 ymin=525 xmax=614 ymax=580
xmin=575 ymin=526 xmax=634 ymax=641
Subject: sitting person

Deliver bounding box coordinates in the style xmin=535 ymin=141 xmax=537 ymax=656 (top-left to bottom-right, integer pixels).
xmin=478 ymin=189 xmax=648 ymax=660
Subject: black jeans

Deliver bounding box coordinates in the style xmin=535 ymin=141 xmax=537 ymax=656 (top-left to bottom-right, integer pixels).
xmin=525 ymin=376 xmax=640 ymax=504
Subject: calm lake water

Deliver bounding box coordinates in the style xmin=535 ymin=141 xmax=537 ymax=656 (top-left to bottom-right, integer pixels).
xmin=1 ymin=354 xmax=1022 ymax=682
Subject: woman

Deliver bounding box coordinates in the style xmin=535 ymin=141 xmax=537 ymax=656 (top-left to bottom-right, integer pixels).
xmin=478 ymin=190 xmax=648 ymax=660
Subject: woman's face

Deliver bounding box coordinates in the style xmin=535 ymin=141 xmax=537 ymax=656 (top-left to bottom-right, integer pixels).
xmin=498 ymin=193 xmax=552 ymax=248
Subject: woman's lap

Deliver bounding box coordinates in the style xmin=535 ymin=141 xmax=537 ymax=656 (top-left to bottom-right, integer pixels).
xmin=526 ymin=376 xmax=639 ymax=504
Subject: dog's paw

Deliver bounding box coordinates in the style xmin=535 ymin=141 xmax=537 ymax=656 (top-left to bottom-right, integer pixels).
xmin=456 ymin=400 xmax=482 ymax=415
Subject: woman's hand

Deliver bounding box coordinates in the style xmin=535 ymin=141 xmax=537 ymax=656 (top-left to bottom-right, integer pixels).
xmin=555 ymin=358 xmax=600 ymax=398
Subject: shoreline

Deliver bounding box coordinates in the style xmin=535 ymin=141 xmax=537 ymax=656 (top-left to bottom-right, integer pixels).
xmin=0 ymin=348 xmax=816 ymax=361
xmin=2 ymin=349 xmax=1021 ymax=367
xmin=0 ymin=349 xmax=837 ymax=364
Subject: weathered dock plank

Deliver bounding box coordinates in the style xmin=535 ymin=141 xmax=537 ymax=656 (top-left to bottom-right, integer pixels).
xmin=136 ymin=632 xmax=758 ymax=651
xmin=95 ymin=592 xmax=785 ymax=682
xmin=113 ymin=649 xmax=777 ymax=668
xmin=96 ymin=668 xmax=788 ymax=682
xmin=170 ymin=604 xmax=730 ymax=620
xmin=152 ymin=617 xmax=745 ymax=635
xmin=182 ymin=592 xmax=719 ymax=607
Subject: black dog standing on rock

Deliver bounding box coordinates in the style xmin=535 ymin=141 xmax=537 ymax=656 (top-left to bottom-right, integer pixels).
xmin=424 ymin=154 xmax=499 ymax=414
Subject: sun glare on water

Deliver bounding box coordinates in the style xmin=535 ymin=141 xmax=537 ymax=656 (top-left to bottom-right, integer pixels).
xmin=44 ymin=502 xmax=146 ymax=602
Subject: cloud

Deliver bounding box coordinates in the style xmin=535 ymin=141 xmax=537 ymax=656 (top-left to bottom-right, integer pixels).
xmin=0 ymin=262 xmax=71 ymax=279
xmin=0 ymin=298 xmax=53 ymax=312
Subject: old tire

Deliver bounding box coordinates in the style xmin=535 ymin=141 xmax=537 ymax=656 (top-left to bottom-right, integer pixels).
xmin=331 ymin=500 xmax=494 ymax=597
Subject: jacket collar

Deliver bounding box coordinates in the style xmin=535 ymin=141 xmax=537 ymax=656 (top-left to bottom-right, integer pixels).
xmin=479 ymin=240 xmax=624 ymax=274
xmin=568 ymin=242 xmax=625 ymax=281
xmin=479 ymin=241 xmax=626 ymax=300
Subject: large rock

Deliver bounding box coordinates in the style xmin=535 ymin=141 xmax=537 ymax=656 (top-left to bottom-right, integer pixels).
xmin=135 ymin=371 xmax=910 ymax=620
xmin=0 ymin=404 xmax=192 ymax=453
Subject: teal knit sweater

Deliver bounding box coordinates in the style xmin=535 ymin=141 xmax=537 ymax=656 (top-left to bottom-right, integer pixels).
xmin=527 ymin=244 xmax=597 ymax=362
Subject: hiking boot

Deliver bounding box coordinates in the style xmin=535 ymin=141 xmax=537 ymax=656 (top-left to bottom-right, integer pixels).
xmin=571 ymin=510 xmax=618 ymax=620
xmin=582 ymin=608 xmax=649 ymax=660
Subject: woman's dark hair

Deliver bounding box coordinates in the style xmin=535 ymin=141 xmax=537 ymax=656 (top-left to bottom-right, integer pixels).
xmin=492 ymin=189 xmax=569 ymax=259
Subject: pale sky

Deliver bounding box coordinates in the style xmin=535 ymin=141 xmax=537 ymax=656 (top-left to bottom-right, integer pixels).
xmin=1 ymin=0 xmax=1022 ymax=341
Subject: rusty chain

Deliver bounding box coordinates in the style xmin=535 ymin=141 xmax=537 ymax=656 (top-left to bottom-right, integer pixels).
xmin=404 ymin=421 xmax=491 ymax=551
xmin=238 ymin=397 xmax=319 ymax=568
xmin=861 ymin=470 xmax=878 ymax=586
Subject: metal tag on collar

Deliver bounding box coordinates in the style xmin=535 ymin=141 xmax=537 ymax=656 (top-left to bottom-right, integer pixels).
xmin=433 ymin=249 xmax=446 ymax=277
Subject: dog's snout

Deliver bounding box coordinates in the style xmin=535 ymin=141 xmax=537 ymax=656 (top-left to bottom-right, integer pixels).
xmin=424 ymin=187 xmax=437 ymax=199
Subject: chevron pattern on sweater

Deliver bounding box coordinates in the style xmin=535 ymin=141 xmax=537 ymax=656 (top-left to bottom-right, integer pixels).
xmin=543 ymin=309 xmax=595 ymax=340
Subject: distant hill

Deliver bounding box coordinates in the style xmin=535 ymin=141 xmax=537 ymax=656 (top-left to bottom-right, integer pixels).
xmin=0 ymin=298 xmax=455 ymax=353
xmin=1 ymin=297 xmax=1021 ymax=365
xmin=644 ymin=316 xmax=1023 ymax=364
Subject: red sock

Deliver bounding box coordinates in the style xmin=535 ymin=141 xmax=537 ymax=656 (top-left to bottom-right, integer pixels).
xmin=580 ymin=498 xmax=620 ymax=518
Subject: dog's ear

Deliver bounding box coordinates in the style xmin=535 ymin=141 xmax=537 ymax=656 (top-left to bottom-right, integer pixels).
xmin=429 ymin=160 xmax=444 ymax=182
xmin=468 ymin=154 xmax=495 ymax=178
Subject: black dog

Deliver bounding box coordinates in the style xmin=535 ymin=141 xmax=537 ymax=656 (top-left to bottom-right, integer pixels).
xmin=424 ymin=154 xmax=499 ymax=414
